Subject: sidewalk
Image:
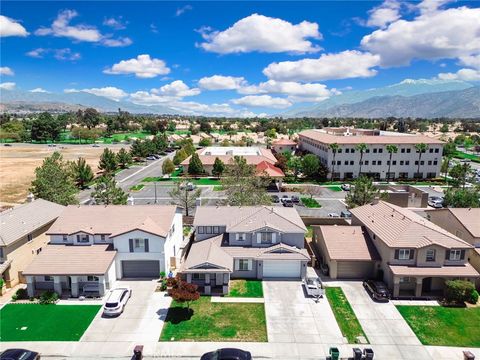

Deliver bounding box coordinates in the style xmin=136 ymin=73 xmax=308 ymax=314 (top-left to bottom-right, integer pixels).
xmin=211 ymin=297 xmax=264 ymax=303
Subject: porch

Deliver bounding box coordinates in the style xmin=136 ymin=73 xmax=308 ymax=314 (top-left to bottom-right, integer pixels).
xmin=25 ymin=275 xmax=110 ymax=298
xmin=184 ymin=272 xmax=231 ymax=295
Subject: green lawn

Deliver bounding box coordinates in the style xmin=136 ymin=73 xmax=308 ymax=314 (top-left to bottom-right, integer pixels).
xmin=301 ymin=197 xmax=322 ymax=208
xmin=213 ymin=185 xmax=224 ymax=191
xmin=0 ymin=304 xmax=100 ymax=341
xmin=226 ymin=280 xmax=263 ymax=298
xmin=129 ymin=184 xmax=144 ymax=191
xmin=325 ymin=287 xmax=368 ymax=344
xmin=142 ymin=176 xmax=174 ymax=183
xmin=190 ymin=178 xmax=221 ymax=185
xmin=160 ymin=297 xmax=267 ymax=342
xmin=326 ymin=185 xmax=343 ymax=192
xmin=454 ymin=150 xmax=480 ymax=163
xmin=397 ymin=306 xmax=480 ymax=347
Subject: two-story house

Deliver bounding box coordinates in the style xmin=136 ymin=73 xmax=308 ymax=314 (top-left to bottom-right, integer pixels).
xmin=0 ymin=198 xmax=64 ymax=289
xmin=23 ymin=205 xmax=183 ymax=298
xmin=179 ymin=206 xmax=309 ymax=295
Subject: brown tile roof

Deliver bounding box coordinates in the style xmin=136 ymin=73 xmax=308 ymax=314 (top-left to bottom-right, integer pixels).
xmin=299 ymin=129 xmax=444 ymax=145
xmin=23 ymin=244 xmax=116 ymax=276
xmin=317 ymin=225 xmax=380 ymax=261
xmin=194 ymin=206 xmax=306 ymax=233
xmin=256 ymin=161 xmax=285 ymax=178
xmin=273 ymin=139 xmax=296 ymax=145
xmin=181 ymin=147 xmax=277 ymax=166
xmin=442 ymin=208 xmax=480 ymax=238
xmin=182 ymin=235 xmax=233 ymax=272
xmin=47 ymin=205 xmax=177 ymax=238
xmin=350 ymin=201 xmax=472 ymax=249
xmin=389 ymin=263 xmax=480 ymax=277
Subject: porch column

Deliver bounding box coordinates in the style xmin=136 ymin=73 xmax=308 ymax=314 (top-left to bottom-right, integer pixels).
xmin=393 ymin=277 xmax=400 ymax=298
xmin=205 ymin=273 xmax=210 ymax=285
xmin=415 ymin=278 xmax=423 ymax=298
xmin=98 ymin=276 xmax=106 ymax=297
xmin=53 ymin=276 xmax=62 ymax=296
xmin=26 ymin=276 xmax=35 ymax=298
xmin=71 ymin=276 xmax=79 ymax=298
xmin=186 ymin=273 xmax=192 ymax=283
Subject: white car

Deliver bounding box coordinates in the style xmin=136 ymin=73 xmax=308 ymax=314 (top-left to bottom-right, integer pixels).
xmin=103 ymin=287 xmax=131 ymax=317
xmin=341 ymin=184 xmax=351 ymax=191
xmin=328 ymin=212 xmax=340 ymax=218
xmin=428 ymin=196 xmax=444 ymax=208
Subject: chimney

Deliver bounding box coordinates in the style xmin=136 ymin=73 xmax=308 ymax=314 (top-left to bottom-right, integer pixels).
xmin=26 ymin=193 xmax=35 ymax=203
xmin=372 ymin=197 xmax=380 ymax=205
xmin=127 ymin=195 xmax=135 ymax=206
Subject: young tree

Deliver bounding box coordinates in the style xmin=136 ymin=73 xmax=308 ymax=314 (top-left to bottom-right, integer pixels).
xmin=302 ymin=185 xmax=322 ymax=199
xmin=153 ymin=134 xmax=168 ymax=153
xmin=130 ymin=139 xmax=148 ymax=158
xmin=70 ymin=157 xmax=94 ymax=189
xmin=30 ymin=152 xmax=78 ymax=205
xmin=356 ymin=143 xmax=368 ymax=176
xmin=199 ymin=137 xmax=212 ymax=147
xmin=168 ymin=278 xmax=200 ymax=311
xmin=287 ymin=156 xmax=303 ymax=181
xmin=444 ymin=187 xmax=480 ymax=208
xmin=77 ymin=108 xmax=101 ymax=129
xmin=414 ymin=143 xmax=429 ymax=178
xmin=91 ymin=175 xmax=128 ymax=205
xmin=386 ymin=144 xmax=398 ymax=181
xmin=449 ymin=163 xmax=474 ymax=189
xmin=99 ymin=148 xmax=118 ymax=174
xmin=169 ymin=181 xmax=201 ymax=216
xmin=329 ymin=143 xmax=339 ymax=180
xmin=162 ymin=158 xmax=175 ymax=175
xmin=187 ymin=152 xmax=204 ymax=175
xmin=302 ymin=154 xmax=320 ymax=179
xmin=345 ymin=175 xmax=387 ymax=208
xmin=440 ymin=123 xmax=449 ymax=133
xmin=31 ymin=112 xmax=62 ymax=142
xmin=116 ymin=148 xmax=132 ymax=169
xmin=212 ymin=157 xmax=225 ymax=177
xmin=173 ymin=149 xmax=188 ymax=165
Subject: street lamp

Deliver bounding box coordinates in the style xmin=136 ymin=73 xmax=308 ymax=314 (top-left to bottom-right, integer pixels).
xmin=154 ymin=181 xmax=157 ymax=204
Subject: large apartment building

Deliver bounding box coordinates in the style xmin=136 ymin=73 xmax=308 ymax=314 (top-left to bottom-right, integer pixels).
xmin=298 ymin=128 xmax=444 ymax=180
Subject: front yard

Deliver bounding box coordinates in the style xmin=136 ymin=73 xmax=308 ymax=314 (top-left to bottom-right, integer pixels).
xmin=226 ymin=279 xmax=263 ymax=298
xmin=160 ymin=297 xmax=267 ymax=342
xmin=0 ymin=304 xmax=101 ymax=341
xmin=397 ymin=305 xmax=480 ymax=347
xmin=325 ymin=287 xmax=369 ymax=344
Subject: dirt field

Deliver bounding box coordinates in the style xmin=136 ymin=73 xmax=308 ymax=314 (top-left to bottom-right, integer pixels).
xmin=0 ymin=144 xmax=127 ymax=205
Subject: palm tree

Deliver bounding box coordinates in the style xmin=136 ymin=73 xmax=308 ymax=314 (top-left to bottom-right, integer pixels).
xmin=415 ymin=143 xmax=428 ymax=179
xmin=329 ymin=143 xmax=339 ymax=181
xmin=355 ymin=143 xmax=368 ymax=177
xmin=386 ymin=145 xmax=398 ymax=181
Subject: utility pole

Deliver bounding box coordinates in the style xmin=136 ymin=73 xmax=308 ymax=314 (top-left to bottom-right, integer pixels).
xmin=154 ymin=181 xmax=158 ymax=204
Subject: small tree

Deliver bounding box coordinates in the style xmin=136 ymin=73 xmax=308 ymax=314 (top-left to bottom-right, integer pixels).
xmin=356 ymin=143 xmax=368 ymax=176
xmin=329 ymin=143 xmax=339 ymax=180
xmin=70 ymin=157 xmax=94 ymax=189
xmin=99 ymin=148 xmax=118 ymax=174
xmin=188 ymin=152 xmax=204 ymax=175
xmin=345 ymin=175 xmax=387 ymax=208
xmin=212 ymin=157 xmax=225 ymax=177
xmin=162 ymin=158 xmax=175 ymax=175
xmin=116 ymin=148 xmax=132 ymax=169
xmin=302 ymin=154 xmax=320 ymax=179
xmin=445 ymin=280 xmax=475 ymax=304
xmin=173 ymin=149 xmax=188 ymax=165
xmin=169 ymin=181 xmax=201 ymax=216
xmin=92 ymin=175 xmax=128 ymax=205
xmin=302 ymin=185 xmax=322 ymax=199
xmin=168 ymin=278 xmax=200 ymax=311
xmin=199 ymin=138 xmax=212 ymax=147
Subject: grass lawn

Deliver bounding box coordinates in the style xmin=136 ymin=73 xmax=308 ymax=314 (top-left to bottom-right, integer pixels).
xmin=326 ymin=185 xmax=343 ymax=192
xmin=213 ymin=185 xmax=224 ymax=191
xmin=160 ymin=297 xmax=267 ymax=342
xmin=129 ymin=184 xmax=144 ymax=191
xmin=0 ymin=304 xmax=100 ymax=341
xmin=397 ymin=306 xmax=480 ymax=347
xmin=454 ymin=150 xmax=480 ymax=163
xmin=226 ymin=280 xmax=263 ymax=298
xmin=190 ymin=178 xmax=221 ymax=186
xmin=301 ymin=197 xmax=322 ymax=208
xmin=325 ymin=287 xmax=368 ymax=344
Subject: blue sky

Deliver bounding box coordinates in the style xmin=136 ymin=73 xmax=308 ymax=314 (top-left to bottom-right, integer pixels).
xmin=1 ymin=1 xmax=479 ymax=116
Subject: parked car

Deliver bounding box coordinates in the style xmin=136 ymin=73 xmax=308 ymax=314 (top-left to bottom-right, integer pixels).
xmin=460 ymin=159 xmax=471 ymax=163
xmin=180 ymin=182 xmax=196 ymax=191
xmin=363 ymin=280 xmax=390 ymax=302
xmin=201 ymin=348 xmax=252 ymax=360
xmin=303 ymin=276 xmax=324 ymax=299
xmin=341 ymin=183 xmax=351 ymax=191
xmin=280 ymin=195 xmax=291 ymax=203
xmin=291 ymin=195 xmax=300 ymax=204
xmin=3 ymin=143 xmax=12 ymax=147
xmin=92 ymin=144 xmax=100 ymax=147
xmin=340 ymin=210 xmax=352 ymax=218
xmin=102 ymin=287 xmax=132 ymax=317
xmin=271 ymin=195 xmax=280 ymax=203
xmin=0 ymin=349 xmax=40 ymax=360
xmin=146 ymin=156 xmax=157 ymax=160
xmin=47 ymin=144 xmax=57 ymax=147
xmin=320 ymin=262 xmax=329 ymax=276
xmin=428 ymin=196 xmax=444 ymax=208
xmin=328 ymin=212 xmax=340 ymax=218
xmin=282 ymin=199 xmax=294 ymax=207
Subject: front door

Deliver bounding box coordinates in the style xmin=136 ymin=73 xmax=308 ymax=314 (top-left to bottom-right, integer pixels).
xmin=216 ymin=273 xmax=223 ymax=286
xmin=422 ymin=277 xmax=432 ymax=293
xmin=67 ymin=276 xmax=72 ymax=290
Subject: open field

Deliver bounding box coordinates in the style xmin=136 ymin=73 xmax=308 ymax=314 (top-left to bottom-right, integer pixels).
xmin=0 ymin=144 xmax=127 ymax=205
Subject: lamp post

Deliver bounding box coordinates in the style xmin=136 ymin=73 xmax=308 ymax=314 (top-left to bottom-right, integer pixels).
xmin=154 ymin=181 xmax=158 ymax=204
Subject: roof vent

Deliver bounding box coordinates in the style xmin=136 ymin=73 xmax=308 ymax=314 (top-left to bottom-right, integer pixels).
xmin=127 ymin=196 xmax=134 ymax=206
xmin=26 ymin=193 xmax=35 ymax=203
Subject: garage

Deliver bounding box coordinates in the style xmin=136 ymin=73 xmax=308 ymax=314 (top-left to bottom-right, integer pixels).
xmin=263 ymin=260 xmax=301 ymax=278
xmin=121 ymin=260 xmax=160 ymax=278
xmin=337 ymin=261 xmax=374 ymax=279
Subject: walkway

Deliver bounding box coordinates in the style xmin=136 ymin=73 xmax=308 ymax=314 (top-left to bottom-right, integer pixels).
xmin=211 ymin=297 xmax=264 ymax=303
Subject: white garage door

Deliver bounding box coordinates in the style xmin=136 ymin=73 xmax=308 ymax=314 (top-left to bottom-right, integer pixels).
xmin=263 ymin=260 xmax=301 ymax=278
xmin=337 ymin=261 xmax=373 ymax=279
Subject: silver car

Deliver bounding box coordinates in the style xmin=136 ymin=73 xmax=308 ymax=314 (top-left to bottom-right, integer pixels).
xmin=103 ymin=287 xmax=131 ymax=317
xmin=428 ymin=196 xmax=444 ymax=208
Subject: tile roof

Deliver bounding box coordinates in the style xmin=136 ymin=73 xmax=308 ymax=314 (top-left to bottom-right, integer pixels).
xmin=256 ymin=161 xmax=285 ymax=178
xmin=182 ymin=235 xmax=233 ymax=272
xmin=47 ymin=205 xmax=177 ymax=238
xmin=23 ymin=244 xmax=116 ymax=276
xmin=272 ymin=139 xmax=296 ymax=145
xmin=437 ymin=208 xmax=480 ymax=238
xmin=389 ymin=263 xmax=480 ymax=277
xmin=0 ymin=199 xmax=65 ymax=246
xmin=349 ymin=201 xmax=472 ymax=249
xmin=194 ymin=206 xmax=307 ymax=233
xmin=181 ymin=147 xmax=277 ymax=166
xmin=316 ymin=225 xmax=380 ymax=261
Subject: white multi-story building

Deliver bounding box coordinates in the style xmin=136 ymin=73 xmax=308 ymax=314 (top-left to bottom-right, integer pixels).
xmin=298 ymin=128 xmax=444 ymax=180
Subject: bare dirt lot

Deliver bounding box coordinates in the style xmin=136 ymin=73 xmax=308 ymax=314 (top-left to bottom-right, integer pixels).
xmin=0 ymin=144 xmax=127 ymax=205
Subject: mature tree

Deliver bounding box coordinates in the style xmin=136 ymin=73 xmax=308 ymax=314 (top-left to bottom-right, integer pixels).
xmin=199 ymin=121 xmax=212 ymax=133
xmin=345 ymin=175 xmax=387 ymax=208
xmin=449 ymin=163 xmax=474 ymax=189
xmin=414 ymin=143 xmax=429 ymax=178
xmin=168 ymin=277 xmax=200 ymax=311
xmin=167 ymin=121 xmax=176 ymax=132
xmin=182 ymin=139 xmax=196 ymax=156
xmin=116 ymin=148 xmax=132 ymax=169
xmin=441 ymin=158 xmax=450 ymax=182
xmin=212 ymin=157 xmax=225 ymax=177
xmin=144 ymin=120 xmax=159 ymax=135
xmin=70 ymin=157 xmax=94 ymax=189
xmin=169 ymin=181 xmax=201 ymax=216
xmin=77 ymin=108 xmax=101 ymax=129
xmin=386 ymin=144 xmax=398 ymax=181
xmin=444 ymin=187 xmax=480 ymax=208
xmin=188 ymin=152 xmax=204 ymax=175
xmin=162 ymin=158 xmax=175 ymax=175
xmin=130 ymin=139 xmax=149 ymax=158
xmin=287 ymin=156 xmax=303 ymax=181
xmin=302 ymin=154 xmax=320 ymax=179
xmin=356 ymin=143 xmax=368 ymax=176
xmin=199 ymin=137 xmax=212 ymax=147
xmin=221 ymin=156 xmax=271 ymax=206
xmin=31 ymin=112 xmax=62 ymax=142
xmin=329 ymin=143 xmax=339 ymax=180
xmin=302 ymin=185 xmax=322 ymax=199
xmin=173 ymin=149 xmax=188 ymax=165
xmin=274 ymin=153 xmax=288 ymax=173
xmin=99 ymin=148 xmax=118 ymax=174
xmin=91 ymin=175 xmax=128 ymax=205
xmin=440 ymin=123 xmax=449 ymax=133
xmin=30 ymin=152 xmax=78 ymax=205
xmin=245 ymin=137 xmax=254 ymax=147
xmin=443 ymin=140 xmax=456 ymax=158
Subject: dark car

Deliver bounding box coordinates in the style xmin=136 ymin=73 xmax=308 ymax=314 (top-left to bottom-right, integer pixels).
xmin=291 ymin=195 xmax=300 ymax=204
xmin=363 ymin=280 xmax=390 ymax=302
xmin=271 ymin=195 xmax=280 ymax=203
xmin=282 ymin=199 xmax=294 ymax=207
xmin=0 ymin=349 xmax=40 ymax=360
xmin=200 ymin=348 xmax=252 ymax=360
xmin=3 ymin=143 xmax=12 ymax=147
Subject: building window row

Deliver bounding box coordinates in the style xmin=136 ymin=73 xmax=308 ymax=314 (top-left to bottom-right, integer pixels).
xmin=197 ymin=226 xmax=221 ymax=234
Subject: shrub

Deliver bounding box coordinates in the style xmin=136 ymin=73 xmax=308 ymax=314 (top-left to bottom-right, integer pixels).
xmin=469 ymin=290 xmax=479 ymax=304
xmin=445 ymin=280 xmax=475 ymax=304
xmin=159 ymin=271 xmax=166 ymax=279
xmin=39 ymin=290 xmax=59 ymax=304
xmin=0 ymin=278 xmax=4 ymax=288
xmin=12 ymin=288 xmax=28 ymax=301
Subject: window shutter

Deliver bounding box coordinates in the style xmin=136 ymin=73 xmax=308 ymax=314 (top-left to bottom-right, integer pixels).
xmin=77 ymin=235 xmax=80 ymax=242
xmin=445 ymin=250 xmax=450 ymax=260
xmin=235 ymin=233 xmax=239 ymax=241
xmin=257 ymin=233 xmax=261 ymax=244
xmin=234 ymin=259 xmax=239 ymax=270
xmin=129 ymin=239 xmax=134 ymax=253
xmin=409 ymin=250 xmax=414 ymax=260
xmin=394 ymin=249 xmax=399 ymax=259
xmin=460 ymin=249 xmax=466 ymax=260
xmin=272 ymin=233 xmax=276 ymax=244
xmin=247 ymin=259 xmax=253 ymax=271
xmin=144 ymin=239 xmax=149 ymax=252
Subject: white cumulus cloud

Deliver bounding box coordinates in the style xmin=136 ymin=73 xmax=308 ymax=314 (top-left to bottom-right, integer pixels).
xmin=104 ymin=54 xmax=170 ymax=78
xmin=438 ymin=68 xmax=480 ymax=81
xmin=103 ymin=16 xmax=127 ymax=30
xmin=0 ymin=82 xmax=16 ymax=90
xmin=231 ymin=95 xmax=292 ymax=109
xmin=198 ymin=75 xmax=247 ymax=90
xmin=26 ymin=48 xmax=80 ymax=61
xmin=176 ymin=5 xmax=193 ymax=17
xmin=152 ymin=80 xmax=200 ymax=98
xmin=263 ymin=50 xmax=380 ymax=82
xmin=198 ymin=14 xmax=321 ymax=54
xmin=366 ymin=0 xmax=401 ymax=28
xmin=0 ymin=15 xmax=29 ymax=37
xmin=0 ymin=67 xmax=14 ymax=76
xmin=29 ymin=88 xmax=49 ymax=93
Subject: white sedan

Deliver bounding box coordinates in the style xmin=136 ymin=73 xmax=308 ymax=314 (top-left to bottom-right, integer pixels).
xmin=103 ymin=287 xmax=132 ymax=317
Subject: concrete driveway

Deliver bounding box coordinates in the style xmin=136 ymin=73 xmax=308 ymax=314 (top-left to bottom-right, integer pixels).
xmin=81 ymin=280 xmax=171 ymax=343
xmin=263 ymin=280 xmax=344 ymax=345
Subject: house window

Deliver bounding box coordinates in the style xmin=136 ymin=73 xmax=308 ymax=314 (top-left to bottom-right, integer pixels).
xmin=36 ymin=247 xmax=42 ymax=255
xmin=192 ymin=273 xmax=205 ymax=280
xmin=401 ymin=148 xmax=405 ymax=153
xmin=407 ymin=148 xmax=411 ymax=153
xmin=435 ymin=148 xmax=439 ymax=153
xmin=349 ymin=161 xmax=354 ymax=165
xmin=27 ymin=234 xmax=33 ymax=242
xmin=62 ymin=234 xmax=68 ymax=242
xmin=426 ymin=249 xmax=436 ymax=262
xmin=398 ymin=249 xmax=411 ymax=260
xmin=100 ymin=235 xmax=106 ymax=241
xmin=449 ymin=249 xmax=462 ymax=261
xmin=364 ymin=161 xmax=369 ymax=165
xmin=400 ymin=161 xmax=404 ymax=166
xmin=429 ymin=148 xmax=434 ymax=153
xmin=213 ymin=226 xmax=219 ymax=234
xmin=337 ymin=160 xmax=341 ymax=165
xmin=373 ymin=148 xmax=378 ymax=153
xmin=238 ymin=259 xmax=249 ymax=271
xmin=78 ymin=234 xmax=90 ymax=243
xmin=237 ymin=233 xmax=246 ymax=241
xmin=198 ymin=226 xmax=204 ymax=234
xmin=87 ymin=276 xmax=99 ymax=282
xmin=206 ymin=226 xmax=212 ymax=234
xmin=346 ymin=148 xmax=350 ymax=153
xmin=392 ymin=161 xmax=397 ymax=165
xmin=44 ymin=276 xmax=53 ymax=282
xmin=378 ymin=161 xmax=382 ymax=166
xmin=372 ymin=161 xmax=377 ymax=165
xmin=260 ymin=232 xmax=273 ymax=244
xmin=344 ymin=161 xmax=348 ymax=165
xmin=0 ymin=247 xmax=3 ymax=258
xmin=405 ymin=161 xmax=410 ymax=165
xmin=134 ymin=238 xmax=146 ymax=252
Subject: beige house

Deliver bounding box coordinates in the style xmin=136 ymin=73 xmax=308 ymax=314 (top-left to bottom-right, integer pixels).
xmin=0 ymin=199 xmax=64 ymax=288
xmin=271 ymin=138 xmax=297 ymax=154
xmin=426 ymin=208 xmax=480 ymax=289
